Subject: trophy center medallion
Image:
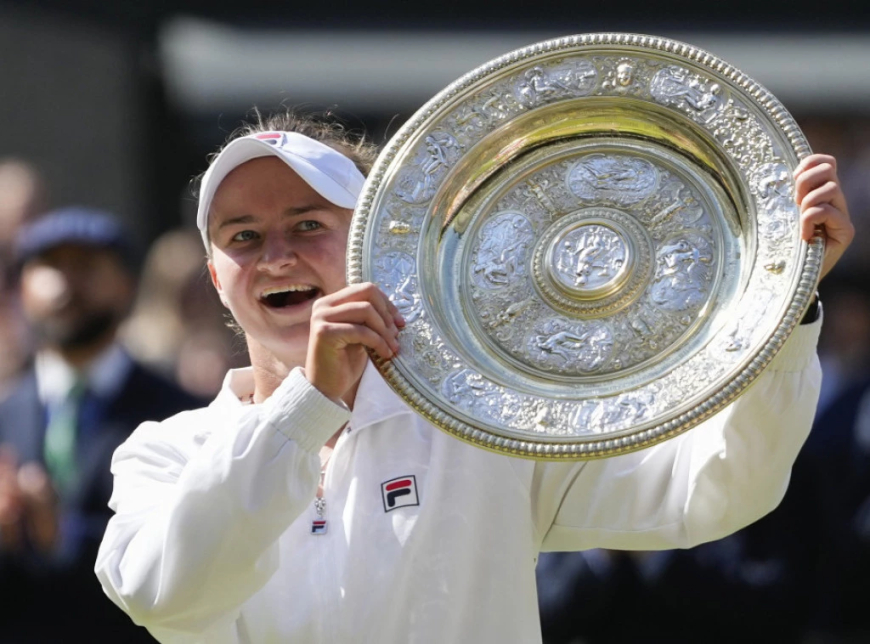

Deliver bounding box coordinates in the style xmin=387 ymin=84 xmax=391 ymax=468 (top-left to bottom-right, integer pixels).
xmin=532 ymin=208 xmax=650 ymax=318
xmin=546 ymin=221 xmax=632 ymax=299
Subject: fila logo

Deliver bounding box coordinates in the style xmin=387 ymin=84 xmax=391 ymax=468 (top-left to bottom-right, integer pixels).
xmin=311 ymin=520 xmax=327 ymax=535
xmin=381 ymin=476 xmax=419 ymax=512
xmin=254 ymin=132 xmax=284 ymax=146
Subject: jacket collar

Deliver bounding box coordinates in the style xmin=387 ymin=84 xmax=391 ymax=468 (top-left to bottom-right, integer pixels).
xmin=219 ymin=367 xmax=254 ymax=407
xmin=350 ymin=360 xmax=415 ymax=432
xmin=214 ymin=361 xmax=415 ymax=432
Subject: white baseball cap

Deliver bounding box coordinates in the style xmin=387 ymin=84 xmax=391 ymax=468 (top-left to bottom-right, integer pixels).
xmin=196 ymin=131 xmax=366 ymax=247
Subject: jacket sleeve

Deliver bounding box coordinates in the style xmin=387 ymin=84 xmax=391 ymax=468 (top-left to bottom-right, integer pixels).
xmin=534 ymin=319 xmax=822 ymax=552
xmin=94 ymin=368 xmax=350 ymax=637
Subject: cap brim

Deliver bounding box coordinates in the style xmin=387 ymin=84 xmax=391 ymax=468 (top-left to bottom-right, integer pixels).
xmin=197 ymin=136 xmax=363 ymax=247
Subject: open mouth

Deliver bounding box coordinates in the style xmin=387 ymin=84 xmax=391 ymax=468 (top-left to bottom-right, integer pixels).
xmin=259 ymin=286 xmax=320 ymax=309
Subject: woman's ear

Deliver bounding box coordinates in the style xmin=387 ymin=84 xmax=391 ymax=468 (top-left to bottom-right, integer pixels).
xmin=207 ymin=261 xmax=230 ymax=308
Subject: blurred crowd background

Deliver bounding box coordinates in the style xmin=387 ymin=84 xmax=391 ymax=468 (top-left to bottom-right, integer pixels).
xmin=1 ymin=0 xmax=869 ymax=642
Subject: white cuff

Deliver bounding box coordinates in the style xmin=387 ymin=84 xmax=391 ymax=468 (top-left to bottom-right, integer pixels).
xmin=261 ymin=367 xmax=352 ymax=452
xmin=769 ymin=311 xmax=822 ymax=373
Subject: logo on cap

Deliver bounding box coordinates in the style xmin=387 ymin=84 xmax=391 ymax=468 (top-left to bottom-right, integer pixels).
xmin=254 ymin=132 xmax=285 ymax=146
xmin=381 ymin=476 xmax=419 ymax=512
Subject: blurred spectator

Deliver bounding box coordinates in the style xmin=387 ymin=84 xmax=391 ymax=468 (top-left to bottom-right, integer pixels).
xmin=0 ymin=208 xmax=205 ymax=643
xmin=0 ymin=299 xmax=30 ymax=399
xmin=815 ymin=278 xmax=870 ymax=415
xmin=835 ymin=123 xmax=870 ymax=278
xmin=537 ymin=498 xmax=818 ymax=643
xmin=122 ymin=227 xmax=246 ymax=398
xmin=0 ymin=159 xmax=47 ymax=396
xmin=0 ymin=158 xmax=47 ymax=256
xmin=797 ymin=374 xmax=870 ymax=642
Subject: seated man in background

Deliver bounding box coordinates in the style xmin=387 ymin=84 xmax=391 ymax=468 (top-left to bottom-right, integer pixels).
xmin=0 ymin=208 xmax=205 ymax=643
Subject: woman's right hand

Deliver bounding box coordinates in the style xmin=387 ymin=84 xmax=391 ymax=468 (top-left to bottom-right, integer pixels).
xmin=304 ymin=282 xmax=404 ymax=404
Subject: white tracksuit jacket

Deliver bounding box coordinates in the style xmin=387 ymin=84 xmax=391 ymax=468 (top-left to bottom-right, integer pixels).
xmin=95 ymin=320 xmax=822 ymax=644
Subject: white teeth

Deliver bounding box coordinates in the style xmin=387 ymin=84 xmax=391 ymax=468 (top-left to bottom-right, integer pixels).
xmin=260 ymin=285 xmax=316 ymax=298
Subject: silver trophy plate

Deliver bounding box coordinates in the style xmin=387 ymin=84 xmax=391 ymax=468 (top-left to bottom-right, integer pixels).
xmin=347 ymin=33 xmax=823 ymax=460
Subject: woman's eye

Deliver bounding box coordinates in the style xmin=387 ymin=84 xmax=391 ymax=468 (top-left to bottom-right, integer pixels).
xmin=297 ymin=220 xmax=322 ymax=232
xmin=232 ymin=230 xmax=258 ymax=242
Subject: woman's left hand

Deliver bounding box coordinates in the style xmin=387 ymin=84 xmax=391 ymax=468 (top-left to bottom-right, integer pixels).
xmin=794 ymin=153 xmax=855 ymax=280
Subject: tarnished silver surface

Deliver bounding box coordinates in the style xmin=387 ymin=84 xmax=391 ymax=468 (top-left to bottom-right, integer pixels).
xmin=347 ymin=33 xmax=823 ymax=460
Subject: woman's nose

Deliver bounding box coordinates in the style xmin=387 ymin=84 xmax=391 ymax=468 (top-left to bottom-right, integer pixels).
xmin=258 ymin=232 xmax=298 ymax=272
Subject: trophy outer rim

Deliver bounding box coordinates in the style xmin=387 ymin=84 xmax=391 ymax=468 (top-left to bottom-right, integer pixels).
xmin=346 ymin=32 xmax=822 ymax=461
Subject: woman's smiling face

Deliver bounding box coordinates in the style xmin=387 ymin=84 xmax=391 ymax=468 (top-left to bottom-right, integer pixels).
xmin=207 ymin=156 xmax=352 ymax=365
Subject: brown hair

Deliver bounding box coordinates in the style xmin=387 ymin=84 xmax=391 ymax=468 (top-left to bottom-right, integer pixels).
xmin=197 ymin=108 xmax=378 ymax=251
xmin=215 ymin=108 xmax=379 ymax=177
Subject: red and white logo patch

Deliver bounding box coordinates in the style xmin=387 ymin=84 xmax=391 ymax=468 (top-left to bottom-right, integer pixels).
xmin=254 ymin=132 xmax=285 ymax=146
xmin=381 ymin=475 xmax=419 ymax=512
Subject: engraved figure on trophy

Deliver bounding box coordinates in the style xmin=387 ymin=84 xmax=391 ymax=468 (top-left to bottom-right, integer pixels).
xmin=616 ymin=61 xmax=634 ymax=87
xmin=650 ymin=66 xmax=723 ymax=119
xmin=518 ymin=177 xmax=557 ymax=216
xmin=716 ymin=289 xmax=776 ymax=356
xmin=485 ymin=298 xmax=535 ymax=342
xmin=516 ymin=66 xmax=565 ymax=107
xmin=599 ymin=57 xmax=649 ymax=94
xmin=625 ymin=308 xmax=667 ymax=348
xmin=450 ymin=103 xmax=488 ymax=143
xmin=647 ymin=177 xmax=706 ymax=230
xmin=553 ymin=225 xmax=627 ymax=290
xmin=396 ymin=131 xmax=461 ymax=204
xmin=515 ymin=164 xmax=573 ymax=219
xmin=515 ymin=61 xmax=598 ymax=108
xmin=529 ymin=318 xmax=614 ymax=374
xmin=472 ymin=212 xmax=535 ymax=288
xmin=409 ymin=327 xmax=452 ymax=384
xmin=375 ymin=251 xmax=423 ymax=324
xmin=442 ymin=369 xmax=507 ymax=422
xmin=533 ymin=405 xmax=557 ymax=432
xmin=418 ymin=348 xmax=449 ymax=383
xmin=613 ymin=60 xmax=638 ymax=90
xmin=566 ymin=154 xmax=659 ymax=206
xmin=587 ymin=392 xmax=654 ymax=432
xmin=752 ymin=161 xmax=796 ymax=242
xmin=480 ymin=92 xmax=519 ymax=122
xmin=448 ymin=89 xmax=523 ymax=147
xmin=531 ymin=403 xmax=574 ymax=435
xmin=650 ymin=234 xmax=715 ymax=312
xmin=561 ymin=59 xmax=598 ymax=94
xmin=606 ymin=306 xmax=681 ymax=368
xmin=707 ymin=99 xmax=774 ymax=172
